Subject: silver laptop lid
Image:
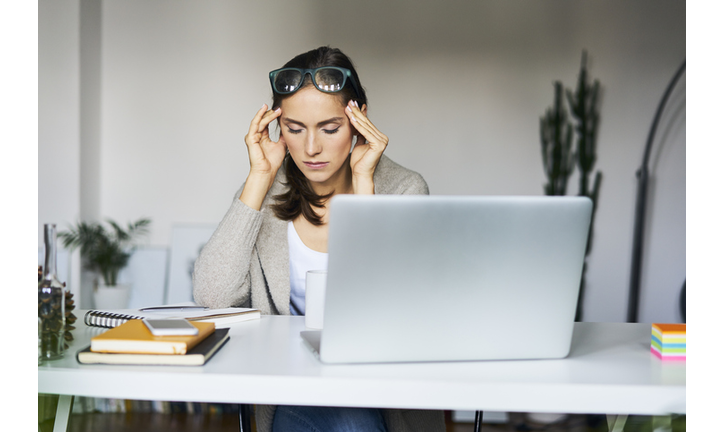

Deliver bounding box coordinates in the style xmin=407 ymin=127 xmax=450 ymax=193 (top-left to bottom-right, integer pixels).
xmin=318 ymin=195 xmax=592 ymax=364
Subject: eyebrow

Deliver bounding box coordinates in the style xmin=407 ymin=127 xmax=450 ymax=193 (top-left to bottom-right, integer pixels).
xmin=283 ymin=117 xmax=345 ymax=128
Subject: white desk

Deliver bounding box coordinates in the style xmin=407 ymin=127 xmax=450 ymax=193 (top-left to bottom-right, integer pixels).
xmin=38 ymin=316 xmax=685 ymax=431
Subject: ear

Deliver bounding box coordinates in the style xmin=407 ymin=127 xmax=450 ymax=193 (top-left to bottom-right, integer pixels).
xmin=360 ymin=103 xmax=368 ymax=116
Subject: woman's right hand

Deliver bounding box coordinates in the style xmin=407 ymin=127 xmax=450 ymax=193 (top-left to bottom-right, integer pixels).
xmin=240 ymin=104 xmax=286 ymax=210
xmin=245 ymin=104 xmax=286 ymax=177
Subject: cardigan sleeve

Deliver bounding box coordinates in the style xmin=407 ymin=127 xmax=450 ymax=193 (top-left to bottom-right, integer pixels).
xmin=192 ymin=188 xmax=264 ymax=309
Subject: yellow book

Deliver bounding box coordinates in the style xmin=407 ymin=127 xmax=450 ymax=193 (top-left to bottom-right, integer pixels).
xmin=90 ymin=320 xmax=215 ymax=355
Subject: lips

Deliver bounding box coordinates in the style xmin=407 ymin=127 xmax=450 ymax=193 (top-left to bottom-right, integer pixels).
xmin=304 ymin=162 xmax=329 ymax=169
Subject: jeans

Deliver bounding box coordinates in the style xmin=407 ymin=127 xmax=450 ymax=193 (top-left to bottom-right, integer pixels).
xmin=272 ymin=405 xmax=388 ymax=432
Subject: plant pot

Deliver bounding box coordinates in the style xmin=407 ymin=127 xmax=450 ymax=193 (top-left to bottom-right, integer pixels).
xmin=94 ymin=282 xmax=131 ymax=310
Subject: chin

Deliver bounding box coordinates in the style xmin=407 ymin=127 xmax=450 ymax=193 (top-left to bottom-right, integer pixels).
xmin=304 ymin=172 xmax=333 ymax=185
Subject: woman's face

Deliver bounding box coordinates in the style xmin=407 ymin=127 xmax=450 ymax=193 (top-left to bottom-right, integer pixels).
xmin=280 ymin=87 xmax=360 ymax=191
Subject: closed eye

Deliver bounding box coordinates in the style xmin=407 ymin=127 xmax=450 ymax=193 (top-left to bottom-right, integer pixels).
xmin=323 ymin=127 xmax=340 ymax=135
xmin=287 ymin=128 xmax=303 ymax=134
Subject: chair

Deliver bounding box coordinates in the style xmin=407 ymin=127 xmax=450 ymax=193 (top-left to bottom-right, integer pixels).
xmin=239 ymin=404 xmax=252 ymax=431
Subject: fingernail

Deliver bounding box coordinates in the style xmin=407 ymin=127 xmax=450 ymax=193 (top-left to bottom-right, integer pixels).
xmin=346 ymin=106 xmax=352 ymax=112
xmin=275 ymin=107 xmax=281 ymax=113
xmin=354 ymin=101 xmax=359 ymax=108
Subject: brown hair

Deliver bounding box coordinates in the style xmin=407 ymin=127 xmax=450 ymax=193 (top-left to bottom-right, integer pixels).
xmin=270 ymin=46 xmax=367 ymax=226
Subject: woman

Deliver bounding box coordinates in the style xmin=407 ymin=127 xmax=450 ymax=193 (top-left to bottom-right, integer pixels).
xmin=193 ymin=46 xmax=443 ymax=432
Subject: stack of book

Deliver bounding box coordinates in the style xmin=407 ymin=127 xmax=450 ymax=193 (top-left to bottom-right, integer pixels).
xmin=650 ymin=323 xmax=686 ymax=361
xmin=77 ymin=319 xmax=230 ymax=366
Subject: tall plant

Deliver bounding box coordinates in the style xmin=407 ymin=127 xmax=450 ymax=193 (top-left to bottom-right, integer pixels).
xmin=540 ymin=81 xmax=575 ymax=197
xmin=539 ymin=51 xmax=603 ymax=321
xmin=59 ymin=218 xmax=151 ymax=286
xmin=568 ymin=51 xmax=602 ymax=253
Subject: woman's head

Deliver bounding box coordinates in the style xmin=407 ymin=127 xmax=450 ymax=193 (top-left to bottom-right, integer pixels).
xmin=275 ymin=46 xmax=368 ymax=190
xmin=271 ymin=46 xmax=367 ymax=110
xmin=270 ymin=47 xmax=367 ymax=225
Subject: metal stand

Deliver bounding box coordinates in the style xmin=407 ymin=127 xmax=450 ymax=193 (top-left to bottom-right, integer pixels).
xmin=627 ymin=60 xmax=685 ymax=322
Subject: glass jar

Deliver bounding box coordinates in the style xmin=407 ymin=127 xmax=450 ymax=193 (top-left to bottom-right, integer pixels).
xmin=38 ymin=224 xmax=66 ymax=361
xmin=38 ymin=316 xmax=42 ymax=365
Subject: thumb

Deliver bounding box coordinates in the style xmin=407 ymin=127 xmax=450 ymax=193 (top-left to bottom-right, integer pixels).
xmin=278 ymin=134 xmax=288 ymax=151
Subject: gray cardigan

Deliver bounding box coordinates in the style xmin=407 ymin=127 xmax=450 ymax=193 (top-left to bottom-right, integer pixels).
xmin=192 ymin=155 xmax=444 ymax=432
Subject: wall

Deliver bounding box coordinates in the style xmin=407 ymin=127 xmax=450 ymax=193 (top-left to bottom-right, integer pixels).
xmin=100 ymin=0 xmax=321 ymax=255
xmin=38 ymin=0 xmax=82 ymax=299
xmin=38 ymin=0 xmax=685 ymax=321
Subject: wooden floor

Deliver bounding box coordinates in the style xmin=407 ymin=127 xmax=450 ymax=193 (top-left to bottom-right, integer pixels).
xmin=40 ymin=411 xmax=616 ymax=432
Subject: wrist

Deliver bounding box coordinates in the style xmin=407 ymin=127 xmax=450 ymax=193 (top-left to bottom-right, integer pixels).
xmin=247 ymin=171 xmax=276 ymax=186
xmin=352 ymin=175 xmax=375 ymax=195
xmin=240 ymin=172 xmax=276 ymax=210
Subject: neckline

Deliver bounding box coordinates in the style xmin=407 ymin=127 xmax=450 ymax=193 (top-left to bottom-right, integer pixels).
xmin=288 ymin=221 xmax=328 ymax=255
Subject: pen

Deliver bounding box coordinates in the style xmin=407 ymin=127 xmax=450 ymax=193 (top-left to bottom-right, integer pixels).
xmin=139 ymin=306 xmax=209 ymax=311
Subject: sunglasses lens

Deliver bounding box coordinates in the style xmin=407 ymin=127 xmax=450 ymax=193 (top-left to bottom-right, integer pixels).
xmin=274 ymin=70 xmax=303 ymax=93
xmin=314 ymin=68 xmax=345 ymax=92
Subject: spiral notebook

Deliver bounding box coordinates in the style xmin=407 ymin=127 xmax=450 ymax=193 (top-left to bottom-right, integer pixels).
xmin=84 ymin=305 xmax=260 ymax=328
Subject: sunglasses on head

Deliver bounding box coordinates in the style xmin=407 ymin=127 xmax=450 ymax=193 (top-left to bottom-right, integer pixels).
xmin=269 ymin=67 xmax=361 ymax=98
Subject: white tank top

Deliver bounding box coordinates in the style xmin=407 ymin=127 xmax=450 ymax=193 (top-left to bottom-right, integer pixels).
xmin=288 ymin=221 xmax=328 ymax=315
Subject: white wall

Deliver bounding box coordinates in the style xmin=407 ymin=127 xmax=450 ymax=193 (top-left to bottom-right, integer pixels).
xmin=100 ymin=0 xmax=322 ymax=252
xmin=39 ymin=0 xmax=685 ymax=321
xmin=38 ymin=0 xmax=82 ymax=300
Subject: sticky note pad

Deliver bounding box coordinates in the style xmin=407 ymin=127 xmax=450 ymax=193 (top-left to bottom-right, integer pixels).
xmin=651 ymin=323 xmax=686 ymax=361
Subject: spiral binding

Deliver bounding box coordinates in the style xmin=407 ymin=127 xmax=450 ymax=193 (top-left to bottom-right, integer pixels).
xmin=84 ymin=310 xmax=143 ymax=328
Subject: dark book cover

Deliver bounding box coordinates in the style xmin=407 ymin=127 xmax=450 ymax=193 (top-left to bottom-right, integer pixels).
xmin=77 ymin=328 xmax=230 ymax=366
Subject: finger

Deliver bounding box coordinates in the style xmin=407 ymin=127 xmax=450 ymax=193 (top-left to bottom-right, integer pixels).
xmin=346 ymin=109 xmax=387 ymax=149
xmin=258 ymin=106 xmax=282 ymax=134
xmin=278 ymin=134 xmax=288 ymax=152
xmin=345 ymin=102 xmax=386 ymax=142
xmin=345 ymin=104 xmax=374 ymax=136
xmin=247 ymin=104 xmax=269 ymax=137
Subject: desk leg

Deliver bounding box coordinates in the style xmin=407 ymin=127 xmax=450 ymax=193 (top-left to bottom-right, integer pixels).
xmin=652 ymin=415 xmax=672 ymax=432
xmin=606 ymin=414 xmax=628 ymax=432
xmin=52 ymin=395 xmax=73 ymax=432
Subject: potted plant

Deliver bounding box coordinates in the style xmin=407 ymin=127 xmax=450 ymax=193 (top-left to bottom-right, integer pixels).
xmin=59 ymin=218 xmax=151 ymax=309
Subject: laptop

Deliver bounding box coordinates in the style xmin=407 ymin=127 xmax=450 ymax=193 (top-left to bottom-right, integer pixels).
xmin=301 ymin=195 xmax=592 ymax=364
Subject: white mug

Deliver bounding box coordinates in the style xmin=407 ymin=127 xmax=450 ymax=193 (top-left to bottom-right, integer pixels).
xmin=305 ymin=270 xmax=327 ymax=329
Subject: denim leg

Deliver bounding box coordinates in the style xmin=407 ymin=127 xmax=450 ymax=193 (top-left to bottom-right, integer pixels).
xmin=272 ymin=405 xmax=388 ymax=432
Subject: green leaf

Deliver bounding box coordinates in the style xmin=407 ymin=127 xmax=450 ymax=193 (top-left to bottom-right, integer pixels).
xmin=58 ymin=217 xmax=151 ymax=286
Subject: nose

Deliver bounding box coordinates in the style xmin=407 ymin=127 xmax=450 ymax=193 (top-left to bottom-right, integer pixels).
xmin=305 ymin=133 xmax=322 ymax=157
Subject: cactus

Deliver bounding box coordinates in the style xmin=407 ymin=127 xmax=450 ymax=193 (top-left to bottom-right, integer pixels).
xmin=566 ymin=51 xmax=603 ymax=322
xmin=540 ymin=82 xmax=575 ymax=196
xmin=567 ymin=50 xmax=602 ymax=254
xmin=539 ymin=51 xmax=603 ymax=322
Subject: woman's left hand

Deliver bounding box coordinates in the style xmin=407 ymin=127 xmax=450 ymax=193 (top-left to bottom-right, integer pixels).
xmin=346 ymin=100 xmax=388 ymax=194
